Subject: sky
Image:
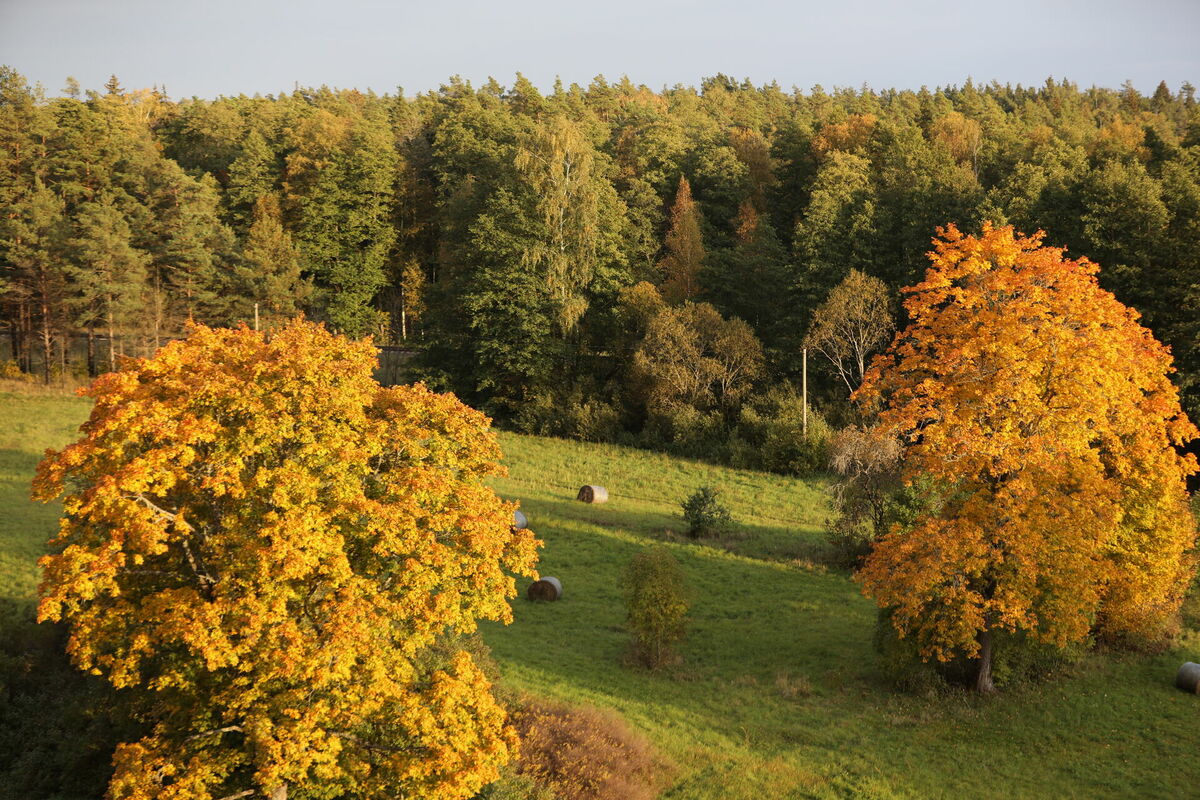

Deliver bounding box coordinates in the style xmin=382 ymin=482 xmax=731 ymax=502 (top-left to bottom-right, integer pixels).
xmin=1 ymin=0 xmax=1197 ymax=99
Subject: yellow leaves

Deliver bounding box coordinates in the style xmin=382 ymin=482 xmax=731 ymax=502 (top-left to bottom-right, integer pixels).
xmin=858 ymin=224 xmax=1198 ymax=662
xmin=812 ymin=114 xmax=877 ymax=159
xmin=34 ymin=319 xmax=540 ymax=800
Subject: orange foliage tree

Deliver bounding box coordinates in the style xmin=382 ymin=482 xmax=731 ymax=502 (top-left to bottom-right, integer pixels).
xmin=856 ymin=224 xmax=1198 ymax=692
xmin=33 ymin=320 xmax=540 ymax=799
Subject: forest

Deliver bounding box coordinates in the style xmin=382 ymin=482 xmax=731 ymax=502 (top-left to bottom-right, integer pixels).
xmin=2 ymin=67 xmax=1199 ymax=467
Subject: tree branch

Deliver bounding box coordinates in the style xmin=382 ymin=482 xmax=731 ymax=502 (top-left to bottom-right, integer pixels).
xmin=186 ymin=725 xmax=243 ymax=743
xmin=125 ymin=493 xmax=219 ymax=590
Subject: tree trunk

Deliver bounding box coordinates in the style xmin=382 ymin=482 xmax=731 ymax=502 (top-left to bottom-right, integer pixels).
xmin=58 ymin=333 xmax=67 ymax=387
xmin=86 ymin=328 xmax=96 ymax=377
xmin=18 ymin=303 xmax=32 ymax=373
xmin=107 ymin=309 xmax=116 ymax=372
xmin=39 ymin=268 xmax=55 ymax=384
xmin=153 ymin=271 xmax=162 ymax=349
xmin=975 ymin=628 xmax=995 ymax=693
xmin=40 ymin=311 xmax=52 ymax=384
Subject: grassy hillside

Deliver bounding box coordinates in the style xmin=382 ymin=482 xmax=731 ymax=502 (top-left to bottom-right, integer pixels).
xmin=0 ymin=384 xmax=93 ymax=612
xmin=2 ymin=384 xmax=1199 ymax=799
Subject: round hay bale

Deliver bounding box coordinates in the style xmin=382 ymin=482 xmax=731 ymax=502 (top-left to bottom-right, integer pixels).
xmin=527 ymin=576 xmax=563 ymax=602
xmin=513 ymin=509 xmax=528 ymax=530
xmin=576 ymin=485 xmax=608 ymax=504
xmin=1175 ymin=662 xmax=1200 ymax=693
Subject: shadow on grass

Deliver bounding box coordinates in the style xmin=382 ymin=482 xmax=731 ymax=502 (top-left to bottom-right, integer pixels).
xmin=483 ymin=494 xmax=879 ymax=716
xmin=494 ymin=482 xmax=834 ymax=567
xmin=483 ymin=494 xmax=1200 ymax=800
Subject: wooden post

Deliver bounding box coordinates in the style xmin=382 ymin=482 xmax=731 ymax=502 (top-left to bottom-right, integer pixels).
xmin=802 ymin=347 xmax=808 ymax=437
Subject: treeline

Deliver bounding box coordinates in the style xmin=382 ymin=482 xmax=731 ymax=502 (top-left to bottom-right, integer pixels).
xmin=2 ymin=67 xmax=1199 ymax=463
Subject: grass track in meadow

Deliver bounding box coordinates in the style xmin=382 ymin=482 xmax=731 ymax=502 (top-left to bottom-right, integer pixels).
xmin=1 ymin=386 xmax=1198 ymax=799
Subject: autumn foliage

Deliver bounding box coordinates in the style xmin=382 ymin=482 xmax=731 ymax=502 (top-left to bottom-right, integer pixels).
xmin=856 ymin=224 xmax=1198 ymax=690
xmin=33 ymin=320 xmax=540 ymax=799
xmin=506 ymin=697 xmax=670 ymax=800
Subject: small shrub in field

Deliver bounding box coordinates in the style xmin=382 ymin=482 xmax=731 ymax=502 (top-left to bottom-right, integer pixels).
xmin=507 ymin=696 xmax=671 ymax=800
xmin=824 ymin=425 xmax=905 ymax=567
xmin=681 ymin=486 xmax=732 ymax=538
xmin=623 ymin=547 xmax=690 ymax=669
xmin=0 ymin=360 xmax=34 ymax=383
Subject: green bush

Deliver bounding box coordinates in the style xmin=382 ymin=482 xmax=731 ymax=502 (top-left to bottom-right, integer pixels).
xmin=680 ymin=486 xmax=733 ymax=538
xmin=825 ymin=516 xmax=877 ymax=569
xmin=871 ymin=609 xmax=952 ymax=695
xmin=623 ymin=547 xmax=690 ymax=669
xmin=640 ymin=405 xmax=727 ymax=461
xmin=990 ymin=631 xmax=1086 ymax=689
xmin=824 ymin=426 xmax=910 ymax=568
xmin=515 ymin=386 xmax=622 ymax=443
xmin=734 ymin=388 xmax=831 ymax=475
xmin=872 ymin=609 xmax=1084 ymax=694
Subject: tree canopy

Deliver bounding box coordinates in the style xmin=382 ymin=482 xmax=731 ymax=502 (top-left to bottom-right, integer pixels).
xmin=33 ymin=319 xmax=540 ymax=799
xmin=4 ymin=67 xmax=1200 ymax=464
xmin=855 ymin=224 xmax=1198 ymax=691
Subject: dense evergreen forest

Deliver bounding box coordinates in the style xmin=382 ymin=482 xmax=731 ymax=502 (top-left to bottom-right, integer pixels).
xmin=2 ymin=67 xmax=1198 ymax=466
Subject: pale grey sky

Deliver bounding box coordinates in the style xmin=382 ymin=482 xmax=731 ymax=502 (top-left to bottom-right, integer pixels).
xmin=1 ymin=0 xmax=1196 ymax=98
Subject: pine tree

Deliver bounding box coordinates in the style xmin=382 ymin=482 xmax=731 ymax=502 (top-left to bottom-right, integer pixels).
xmin=142 ymin=162 xmax=238 ymax=339
xmin=0 ymin=67 xmax=54 ymax=372
xmin=285 ymin=98 xmax=397 ymax=337
xmin=1 ymin=183 xmax=69 ymax=381
xmin=66 ymin=197 xmax=149 ymax=370
xmin=793 ymin=152 xmax=877 ymax=312
xmin=706 ymin=202 xmax=790 ymax=350
xmin=235 ymin=193 xmax=306 ymax=328
xmin=224 ymin=128 xmax=276 ymax=228
xmin=658 ymin=176 xmax=705 ymax=304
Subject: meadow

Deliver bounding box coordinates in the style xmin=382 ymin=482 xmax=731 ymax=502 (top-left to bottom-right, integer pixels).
xmin=2 ymin=383 xmax=1199 ymax=799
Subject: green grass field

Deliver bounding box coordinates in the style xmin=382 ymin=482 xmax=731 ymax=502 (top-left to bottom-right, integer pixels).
xmin=2 ymin=384 xmax=1199 ymax=799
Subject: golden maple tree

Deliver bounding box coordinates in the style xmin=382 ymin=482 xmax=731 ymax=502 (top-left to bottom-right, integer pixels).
xmin=34 ymin=320 xmax=540 ymax=799
xmin=855 ymin=224 xmax=1198 ymax=692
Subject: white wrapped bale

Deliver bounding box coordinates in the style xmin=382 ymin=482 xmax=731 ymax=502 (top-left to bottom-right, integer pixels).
xmin=1175 ymin=662 xmax=1200 ymax=693
xmin=576 ymin=485 xmax=608 ymax=503
xmin=527 ymin=576 xmax=562 ymax=601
